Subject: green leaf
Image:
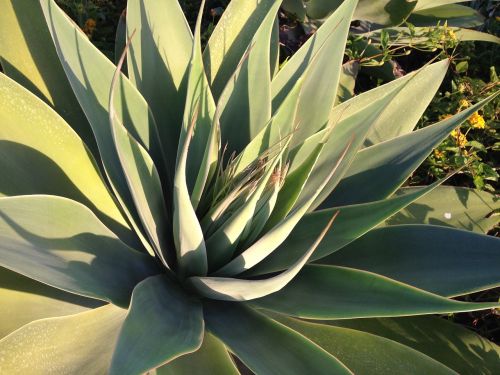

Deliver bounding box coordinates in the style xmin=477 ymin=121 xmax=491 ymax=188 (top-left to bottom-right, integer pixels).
xmin=323 ymin=225 xmax=500 ymax=297
xmin=0 ymin=304 xmax=126 ymax=375
xmin=215 ymin=140 xmax=346 ymax=277
xmin=217 ymin=0 xmax=280 ymax=153
xmin=247 ymin=178 xmax=443 ymax=276
xmin=204 ymin=0 xmax=281 ymax=99
xmin=179 ymin=1 xmax=217 ymax=200
xmin=415 ymin=1 xmax=469 ymax=12
xmin=409 ymin=4 xmax=484 ymax=28
xmin=205 ymin=150 xmax=285 ymax=270
xmin=272 ymin=315 xmax=456 ymax=375
xmin=324 ymin=93 xmax=498 ymax=206
xmin=109 ymin=57 xmax=171 ymax=267
xmin=173 ymin=73 xmax=209 ymax=277
xmin=0 ymin=72 xmax=138 ymax=248
xmin=0 ymin=267 xmax=101 ymax=339
xmin=0 ymin=196 xmax=158 ymax=307
xmin=385 ymin=186 xmax=500 ymax=233
xmin=40 ymin=0 xmax=164 ymax=254
xmin=336 ymin=61 xmax=359 ymax=104
xmin=329 ymin=315 xmax=500 ymax=374
xmin=110 ymin=275 xmax=203 ymax=375
xmin=282 ymin=0 xmax=306 ymax=20
xmin=190 ymin=214 xmax=336 ymax=300
xmin=249 ymin=265 xmax=498 ymax=319
xmin=156 ymin=333 xmax=239 ymax=375
xmin=115 ymin=9 xmax=127 ymax=67
xmin=363 ymin=59 xmax=449 ymax=147
xmin=303 ymin=0 xmax=417 ymax=26
xmin=0 ymin=0 xmax=94 ymax=152
xmin=127 ymin=0 xmax=193 ymax=173
xmin=273 ymin=0 xmax=357 ymax=145
xmin=204 ymin=302 xmax=352 ymax=375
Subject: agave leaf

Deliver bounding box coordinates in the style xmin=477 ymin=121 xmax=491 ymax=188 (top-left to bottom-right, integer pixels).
xmin=272 ymin=0 xmax=357 ymax=112
xmin=110 ymin=275 xmax=203 ymax=375
xmin=216 ymin=140 xmax=348 ymax=277
xmin=0 ymin=304 xmax=126 ymax=375
xmin=275 ymin=0 xmax=358 ymax=145
xmin=249 ymin=264 xmax=499 ymax=319
xmin=324 ymin=93 xmax=499 ymax=207
xmin=179 ymin=0 xmax=217 ymax=201
xmin=190 ymin=213 xmax=337 ymax=300
xmin=336 ymin=61 xmax=359 ymax=104
xmin=110 ymin=49 xmax=172 ymax=267
xmin=270 ymin=17 xmax=280 ymax=79
xmin=204 ymin=302 xmax=352 ymax=374
xmin=156 ymin=333 xmax=239 ymax=375
xmin=409 ymin=4 xmax=484 ymax=28
xmin=271 ymin=314 xmax=455 ymax=375
xmin=40 ymin=0 xmax=165 ymax=254
xmin=297 ymin=0 xmax=417 ymax=26
xmin=415 ymin=0 xmax=469 ymax=11
xmin=0 ymin=0 xmax=94 ymax=151
xmin=115 ymin=9 xmax=127 ymax=66
xmin=385 ymin=186 xmax=500 ymax=233
xmin=0 ymin=72 xmax=139 ymax=248
xmin=323 ymin=225 xmax=500 ymax=297
xmin=173 ymin=101 xmax=208 ymax=277
xmin=329 ymin=315 xmax=500 ymax=374
xmin=204 ymin=0 xmax=281 ymax=99
xmin=363 ymin=59 xmax=450 ymax=147
xmin=232 ymin=75 xmax=303 ymax=175
xmin=217 ymin=0 xmax=281 ymax=154
xmin=0 ymin=196 xmax=158 ymax=307
xmin=0 ymin=267 xmax=101 ymax=338
xmin=127 ymin=0 xmax=193 ymax=172
xmin=246 ymin=179 xmax=449 ymax=276
xmin=205 ymin=137 xmax=291 ymax=270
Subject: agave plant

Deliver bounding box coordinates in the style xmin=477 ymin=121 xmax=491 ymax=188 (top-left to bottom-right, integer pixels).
xmin=0 ymin=0 xmax=499 ymax=374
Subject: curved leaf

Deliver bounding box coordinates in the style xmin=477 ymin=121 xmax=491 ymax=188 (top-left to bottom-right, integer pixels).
xmin=204 ymin=302 xmax=352 ymax=375
xmin=0 ymin=196 xmax=158 ymax=307
xmin=0 ymin=267 xmax=101 ymax=338
xmin=109 ymin=55 xmax=171 ymax=267
xmin=247 ymin=180 xmax=443 ymax=276
xmin=217 ymin=0 xmax=280 ymax=153
xmin=40 ymin=0 xmax=164 ymax=254
xmin=127 ymin=0 xmax=193 ymax=170
xmin=250 ymin=265 xmax=498 ymax=319
xmin=0 ymin=0 xmax=94 ymax=151
xmin=0 ymin=72 xmax=137 ymax=248
xmin=385 ymin=186 xmax=500 ymax=233
xmin=408 ymin=4 xmax=484 ymax=28
xmin=190 ymin=214 xmax=336 ymax=300
xmin=330 ymin=316 xmax=500 ymax=375
xmin=0 ymin=304 xmax=126 ymax=375
xmin=156 ymin=333 xmax=239 ymax=375
xmin=110 ymin=275 xmax=204 ymax=375
xmin=273 ymin=315 xmax=456 ymax=375
xmin=326 ymin=93 xmax=498 ymax=206
xmin=323 ymin=225 xmax=500 ymax=297
xmin=204 ymin=0 xmax=280 ymax=99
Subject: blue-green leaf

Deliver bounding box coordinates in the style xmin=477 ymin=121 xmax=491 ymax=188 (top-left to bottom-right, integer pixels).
xmin=110 ymin=275 xmax=204 ymax=375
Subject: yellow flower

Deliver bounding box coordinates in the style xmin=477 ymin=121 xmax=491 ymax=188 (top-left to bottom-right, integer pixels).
xmin=83 ymin=18 xmax=97 ymax=37
xmin=468 ymin=112 xmax=486 ymax=129
xmin=439 ymin=114 xmax=453 ymax=121
xmin=450 ymin=129 xmax=467 ymax=148
xmin=434 ymin=149 xmax=445 ymax=159
xmin=459 ymin=99 xmax=469 ymax=108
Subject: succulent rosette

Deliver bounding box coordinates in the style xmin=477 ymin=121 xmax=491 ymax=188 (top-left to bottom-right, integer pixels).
xmin=0 ymin=0 xmax=499 ymax=374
